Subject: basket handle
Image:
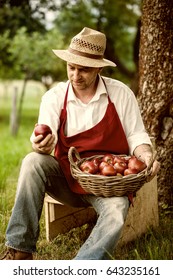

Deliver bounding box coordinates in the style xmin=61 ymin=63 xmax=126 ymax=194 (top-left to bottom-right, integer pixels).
xmin=68 ymin=146 xmax=81 ymax=167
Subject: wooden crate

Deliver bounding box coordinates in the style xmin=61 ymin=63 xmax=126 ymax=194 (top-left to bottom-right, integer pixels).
xmin=44 ymin=197 xmax=96 ymax=241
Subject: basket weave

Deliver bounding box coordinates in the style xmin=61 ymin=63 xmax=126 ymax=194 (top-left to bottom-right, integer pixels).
xmin=68 ymin=147 xmax=155 ymax=197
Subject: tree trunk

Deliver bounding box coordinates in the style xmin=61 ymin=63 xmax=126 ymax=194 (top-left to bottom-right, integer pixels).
xmin=10 ymin=86 xmax=18 ymax=136
xmin=17 ymin=77 xmax=28 ymax=127
xmin=138 ymin=0 xmax=173 ymax=206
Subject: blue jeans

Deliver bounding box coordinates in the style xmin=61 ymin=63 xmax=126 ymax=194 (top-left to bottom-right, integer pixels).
xmin=5 ymin=152 xmax=129 ymax=260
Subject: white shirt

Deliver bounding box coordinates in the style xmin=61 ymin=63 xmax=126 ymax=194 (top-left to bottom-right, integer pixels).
xmin=30 ymin=75 xmax=151 ymax=155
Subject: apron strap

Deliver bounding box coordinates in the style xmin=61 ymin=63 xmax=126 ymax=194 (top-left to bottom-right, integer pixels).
xmin=101 ymin=77 xmax=111 ymax=103
xmin=63 ymin=82 xmax=70 ymax=111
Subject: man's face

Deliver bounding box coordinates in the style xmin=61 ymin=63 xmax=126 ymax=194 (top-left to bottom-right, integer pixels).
xmin=67 ymin=63 xmax=101 ymax=91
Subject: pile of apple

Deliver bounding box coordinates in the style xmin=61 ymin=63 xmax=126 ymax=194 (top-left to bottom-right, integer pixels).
xmin=79 ymin=154 xmax=146 ymax=176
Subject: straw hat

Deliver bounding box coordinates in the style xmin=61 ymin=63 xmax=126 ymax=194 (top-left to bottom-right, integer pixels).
xmin=52 ymin=27 xmax=116 ymax=68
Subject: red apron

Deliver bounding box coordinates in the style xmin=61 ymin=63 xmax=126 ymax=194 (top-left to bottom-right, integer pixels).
xmin=54 ymin=82 xmax=129 ymax=194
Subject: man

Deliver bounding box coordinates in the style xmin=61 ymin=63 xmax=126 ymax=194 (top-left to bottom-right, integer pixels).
xmin=1 ymin=27 xmax=160 ymax=260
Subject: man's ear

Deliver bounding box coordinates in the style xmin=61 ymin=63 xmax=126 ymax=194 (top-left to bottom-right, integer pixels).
xmin=99 ymin=67 xmax=103 ymax=73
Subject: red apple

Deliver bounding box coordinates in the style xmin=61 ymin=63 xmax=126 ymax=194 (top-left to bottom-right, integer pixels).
xmin=128 ymin=156 xmax=146 ymax=172
xmin=92 ymin=158 xmax=101 ymax=172
xmin=102 ymin=154 xmax=114 ymax=164
xmin=101 ymin=165 xmax=117 ymax=176
xmin=34 ymin=124 xmax=52 ymax=139
xmin=80 ymin=160 xmax=98 ymax=174
xmin=124 ymin=168 xmax=138 ymax=176
xmin=99 ymin=161 xmax=109 ymax=171
xmin=114 ymin=162 xmax=127 ymax=175
xmin=113 ymin=155 xmax=127 ymax=164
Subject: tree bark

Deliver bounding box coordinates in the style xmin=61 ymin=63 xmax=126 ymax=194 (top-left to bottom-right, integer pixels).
xmin=138 ymin=0 xmax=173 ymax=206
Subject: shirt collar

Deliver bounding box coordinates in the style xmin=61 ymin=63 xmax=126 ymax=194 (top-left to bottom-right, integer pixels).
xmin=67 ymin=75 xmax=107 ymax=103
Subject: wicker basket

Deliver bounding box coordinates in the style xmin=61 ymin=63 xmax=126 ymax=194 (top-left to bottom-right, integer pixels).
xmin=68 ymin=146 xmax=155 ymax=197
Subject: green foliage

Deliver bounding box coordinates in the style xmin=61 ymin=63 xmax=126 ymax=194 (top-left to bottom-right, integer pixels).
xmin=54 ymin=0 xmax=95 ymax=38
xmin=2 ymin=27 xmax=66 ymax=81
xmin=0 ymin=0 xmax=46 ymax=37
xmin=0 ymin=31 xmax=14 ymax=79
xmin=0 ymin=0 xmax=142 ymax=85
xmin=0 ymin=0 xmax=57 ymax=81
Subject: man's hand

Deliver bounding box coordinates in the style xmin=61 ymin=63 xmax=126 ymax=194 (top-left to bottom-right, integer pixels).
xmin=32 ymin=133 xmax=56 ymax=154
xmin=133 ymin=144 xmax=160 ymax=180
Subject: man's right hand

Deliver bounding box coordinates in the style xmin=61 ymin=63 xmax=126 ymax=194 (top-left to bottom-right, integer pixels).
xmin=32 ymin=134 xmax=55 ymax=154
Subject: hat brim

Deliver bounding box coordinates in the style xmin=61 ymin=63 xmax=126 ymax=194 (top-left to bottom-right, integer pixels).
xmin=52 ymin=49 xmax=116 ymax=68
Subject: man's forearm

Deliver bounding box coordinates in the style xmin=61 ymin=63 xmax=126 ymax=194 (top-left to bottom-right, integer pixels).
xmin=133 ymin=144 xmax=153 ymax=158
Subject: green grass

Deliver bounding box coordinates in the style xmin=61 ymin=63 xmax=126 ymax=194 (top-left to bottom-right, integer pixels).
xmin=0 ymin=80 xmax=173 ymax=260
